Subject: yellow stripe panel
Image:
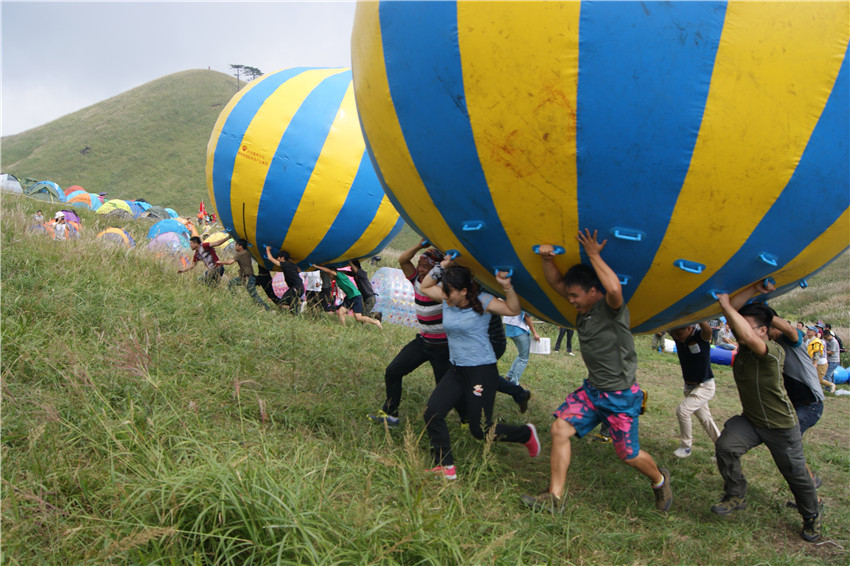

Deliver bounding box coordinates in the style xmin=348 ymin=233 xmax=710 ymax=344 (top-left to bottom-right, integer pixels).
xmin=333 ymin=195 xmax=401 ymax=263
xmin=205 ymin=74 xmax=271 ymax=209
xmin=458 ymin=0 xmax=581 ymax=323
xmin=659 ymin=207 xmax=850 ymax=333
xmin=232 ymin=69 xmax=344 ymax=244
xmin=628 ymin=1 xmax=849 ymax=327
xmin=280 ymin=80 xmax=363 ymax=257
xmin=351 ymin=2 xmax=492 ymax=280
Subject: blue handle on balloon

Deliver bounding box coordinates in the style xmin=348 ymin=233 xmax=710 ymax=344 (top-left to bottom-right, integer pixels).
xmin=532 ymin=245 xmax=566 ymax=255
xmin=618 ymin=274 xmax=631 ymax=285
xmin=420 ymin=238 xmax=430 ymax=246
xmin=674 ymin=259 xmax=705 ymax=274
xmin=758 ymin=252 xmax=778 ymax=267
xmin=710 ymin=289 xmax=729 ymax=300
xmin=764 ymin=276 xmax=775 ymax=287
xmin=799 ymin=279 xmax=808 ymax=289
xmin=611 ymin=227 xmax=645 ymax=242
xmin=462 ymin=221 xmax=485 ymax=231
xmin=493 ymin=266 xmax=514 ymax=278
xmin=445 ymin=249 xmax=460 ymax=260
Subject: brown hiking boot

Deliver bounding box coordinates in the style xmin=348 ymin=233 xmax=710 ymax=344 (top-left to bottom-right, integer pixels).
xmin=653 ymin=468 xmax=673 ymax=512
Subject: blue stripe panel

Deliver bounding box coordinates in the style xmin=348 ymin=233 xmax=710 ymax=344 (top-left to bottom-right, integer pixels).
xmin=576 ymin=1 xmax=726 ymax=297
xmin=302 ymin=152 xmax=385 ymax=267
xmin=380 ymin=0 xmax=561 ymax=315
xmin=211 ymin=68 xmax=309 ymax=235
xmin=634 ymin=45 xmax=850 ymax=333
xmin=253 ymin=71 xmax=353 ymax=249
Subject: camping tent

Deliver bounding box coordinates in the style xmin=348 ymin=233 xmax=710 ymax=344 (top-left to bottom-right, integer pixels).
xmin=96 ymin=228 xmax=135 ymax=247
xmin=26 ymin=181 xmax=65 ymax=203
xmin=43 ymin=220 xmax=81 ymax=240
xmin=1 ymin=173 xmax=23 ymax=194
xmin=59 ymin=209 xmax=82 ymax=224
xmin=147 ymin=219 xmax=190 ymax=240
xmin=96 ymin=199 xmax=134 ymax=219
xmin=125 ymin=201 xmax=145 ymax=218
xmin=147 ymin=231 xmax=190 ymax=254
xmin=64 ymin=189 xmax=87 ymax=201
xmin=164 ymin=208 xmax=179 ymax=219
xmin=140 ymin=205 xmax=170 ymax=220
xmin=133 ymin=200 xmax=152 ymax=212
xmin=67 ymin=192 xmax=102 ymax=211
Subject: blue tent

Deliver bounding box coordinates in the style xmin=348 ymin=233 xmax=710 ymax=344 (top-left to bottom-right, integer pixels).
xmin=147 ymin=231 xmax=191 ymax=254
xmin=164 ymin=208 xmax=179 ymax=219
xmin=134 ymin=200 xmax=152 ymax=212
xmin=147 ymin=219 xmax=190 ymax=240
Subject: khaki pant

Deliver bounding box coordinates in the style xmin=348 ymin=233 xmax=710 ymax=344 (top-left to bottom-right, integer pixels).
xmin=677 ymin=379 xmax=721 ymax=449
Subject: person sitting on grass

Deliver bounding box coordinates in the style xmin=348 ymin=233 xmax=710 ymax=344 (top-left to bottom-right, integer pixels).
xmin=713 ymin=289 xmax=821 ymax=542
xmin=265 ymin=246 xmax=304 ymax=314
xmin=311 ymin=263 xmax=382 ymax=329
xmin=418 ymin=257 xmax=540 ymax=480
xmin=521 ymin=229 xmax=672 ymax=513
xmin=178 ymin=235 xmax=230 ymax=286
xmin=216 ymin=239 xmax=271 ymax=311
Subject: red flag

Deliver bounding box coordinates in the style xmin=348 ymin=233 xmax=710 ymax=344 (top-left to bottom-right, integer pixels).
xmin=199 ymin=201 xmax=207 ymax=216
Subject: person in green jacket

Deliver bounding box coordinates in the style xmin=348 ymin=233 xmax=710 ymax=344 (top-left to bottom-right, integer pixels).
xmin=311 ymin=263 xmax=382 ymax=330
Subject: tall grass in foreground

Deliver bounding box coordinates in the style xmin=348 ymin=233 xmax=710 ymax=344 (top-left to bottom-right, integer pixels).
xmin=2 ymin=196 xmax=848 ymax=565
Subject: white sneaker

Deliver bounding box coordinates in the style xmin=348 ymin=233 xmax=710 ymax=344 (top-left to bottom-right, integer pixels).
xmin=673 ymin=446 xmax=692 ymax=458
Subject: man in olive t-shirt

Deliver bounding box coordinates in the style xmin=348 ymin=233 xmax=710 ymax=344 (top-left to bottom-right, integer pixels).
xmin=714 ymin=291 xmax=820 ymax=542
xmin=521 ymin=229 xmax=672 ymax=514
xmin=217 ymin=240 xmax=271 ymax=311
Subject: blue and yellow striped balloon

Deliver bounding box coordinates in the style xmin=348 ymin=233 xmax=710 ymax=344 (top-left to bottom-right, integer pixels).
xmin=352 ymin=1 xmax=849 ymax=333
xmin=206 ymin=67 xmax=403 ymax=269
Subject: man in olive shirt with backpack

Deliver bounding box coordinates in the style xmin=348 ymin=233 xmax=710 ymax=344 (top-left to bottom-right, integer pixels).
xmin=714 ymin=287 xmax=821 ymax=542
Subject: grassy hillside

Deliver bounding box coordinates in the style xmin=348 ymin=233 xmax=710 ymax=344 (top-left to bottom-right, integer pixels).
xmin=2 ymin=194 xmax=848 ymax=565
xmin=1 ymin=69 xmax=242 ymax=214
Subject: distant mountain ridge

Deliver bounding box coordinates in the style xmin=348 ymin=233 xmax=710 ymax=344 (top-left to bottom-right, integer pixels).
xmin=1 ymin=69 xmax=243 ymax=214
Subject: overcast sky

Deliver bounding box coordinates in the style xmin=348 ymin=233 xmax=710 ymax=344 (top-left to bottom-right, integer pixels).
xmin=1 ymin=1 xmax=357 ymax=137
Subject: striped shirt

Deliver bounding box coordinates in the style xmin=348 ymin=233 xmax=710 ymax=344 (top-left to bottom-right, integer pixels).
xmin=410 ymin=272 xmax=446 ymax=342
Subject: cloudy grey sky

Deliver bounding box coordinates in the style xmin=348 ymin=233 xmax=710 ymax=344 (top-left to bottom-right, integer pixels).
xmin=1 ymin=1 xmax=357 ymax=136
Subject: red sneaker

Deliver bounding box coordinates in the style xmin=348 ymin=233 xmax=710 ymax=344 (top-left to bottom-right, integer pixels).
xmin=428 ymin=465 xmax=457 ymax=480
xmin=525 ymin=424 xmax=541 ymax=457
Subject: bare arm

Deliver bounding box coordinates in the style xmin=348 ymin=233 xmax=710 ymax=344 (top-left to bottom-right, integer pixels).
xmin=177 ymin=260 xmax=198 ymax=274
xmin=771 ymin=316 xmax=799 ymax=343
xmin=216 ymin=259 xmax=236 ymax=266
xmin=525 ymin=313 xmax=540 ymax=340
xmin=399 ymin=240 xmax=429 ymax=279
xmin=728 ymin=279 xmax=773 ymax=311
xmin=577 ymin=229 xmax=622 ymax=310
xmin=698 ymin=321 xmax=712 ymax=341
xmin=265 ymin=246 xmax=282 ymax=267
xmin=538 ymin=244 xmax=569 ymax=298
xmin=717 ymin=293 xmax=767 ymax=355
xmin=485 ymin=271 xmax=520 ymax=316
xmin=311 ymin=264 xmax=336 ymax=277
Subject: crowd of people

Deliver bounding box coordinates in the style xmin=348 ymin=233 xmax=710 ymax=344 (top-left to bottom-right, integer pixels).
xmin=357 ymin=230 xmax=839 ymax=544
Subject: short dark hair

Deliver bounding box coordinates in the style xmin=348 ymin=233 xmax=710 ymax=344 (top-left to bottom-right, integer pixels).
xmin=563 ymin=264 xmax=603 ymax=293
xmin=278 ymin=250 xmax=291 ymax=261
xmin=235 ymin=239 xmax=248 ymax=248
xmin=189 ymin=236 xmax=201 ymax=245
xmin=738 ymin=302 xmax=773 ymax=329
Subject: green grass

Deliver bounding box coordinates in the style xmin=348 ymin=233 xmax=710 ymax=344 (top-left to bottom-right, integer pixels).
xmin=2 ymin=194 xmax=848 ymax=565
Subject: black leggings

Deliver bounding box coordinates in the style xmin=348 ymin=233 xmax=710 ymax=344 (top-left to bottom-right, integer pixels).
xmin=424 ymin=363 xmax=530 ymax=466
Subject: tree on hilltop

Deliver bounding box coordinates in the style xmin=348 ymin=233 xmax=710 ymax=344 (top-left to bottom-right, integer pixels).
xmin=230 ymin=64 xmax=263 ymax=90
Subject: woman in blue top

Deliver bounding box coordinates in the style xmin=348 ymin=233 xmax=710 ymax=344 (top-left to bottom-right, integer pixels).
xmin=420 ymin=257 xmax=540 ymax=479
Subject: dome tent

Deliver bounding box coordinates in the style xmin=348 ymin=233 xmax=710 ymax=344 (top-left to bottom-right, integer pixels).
xmin=96 ymin=227 xmax=135 ymax=248
xmin=147 ymin=219 xmax=191 ymax=240
xmin=1 ymin=173 xmax=23 ymax=194
xmin=26 ymin=181 xmax=65 ymax=203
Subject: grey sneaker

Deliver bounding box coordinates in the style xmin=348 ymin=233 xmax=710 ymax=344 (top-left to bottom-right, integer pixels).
xmin=801 ymin=514 xmax=821 ymax=542
xmin=521 ymin=491 xmax=564 ymax=512
xmin=673 ymin=446 xmax=691 ymax=458
xmin=710 ymin=494 xmax=747 ymax=515
xmin=653 ymin=468 xmax=673 ymax=512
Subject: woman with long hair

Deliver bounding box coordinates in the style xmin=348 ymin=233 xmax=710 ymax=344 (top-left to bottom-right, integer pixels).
xmin=419 ymin=256 xmax=540 ymax=479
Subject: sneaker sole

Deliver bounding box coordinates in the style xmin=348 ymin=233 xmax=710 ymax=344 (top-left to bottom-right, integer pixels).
xmin=710 ymin=502 xmax=747 ymax=515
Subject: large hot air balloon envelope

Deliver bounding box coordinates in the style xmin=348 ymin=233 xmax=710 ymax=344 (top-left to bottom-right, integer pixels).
xmin=206 ymin=67 xmax=403 ymax=269
xmin=351 ymin=0 xmax=850 ymax=332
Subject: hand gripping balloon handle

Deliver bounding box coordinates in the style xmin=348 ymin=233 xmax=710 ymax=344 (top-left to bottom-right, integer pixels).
xmin=710 ymin=289 xmax=729 ymax=300
xmin=420 ymin=238 xmax=430 ymax=247
xmin=493 ymin=266 xmax=514 ymax=278
xmin=445 ymin=249 xmax=460 ymax=260
xmin=763 ymin=277 xmax=775 ymax=288
xmin=532 ymin=245 xmax=565 ymax=255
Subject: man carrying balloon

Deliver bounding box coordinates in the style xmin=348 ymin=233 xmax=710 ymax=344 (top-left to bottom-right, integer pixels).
xmin=522 ymin=229 xmax=672 ymax=513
